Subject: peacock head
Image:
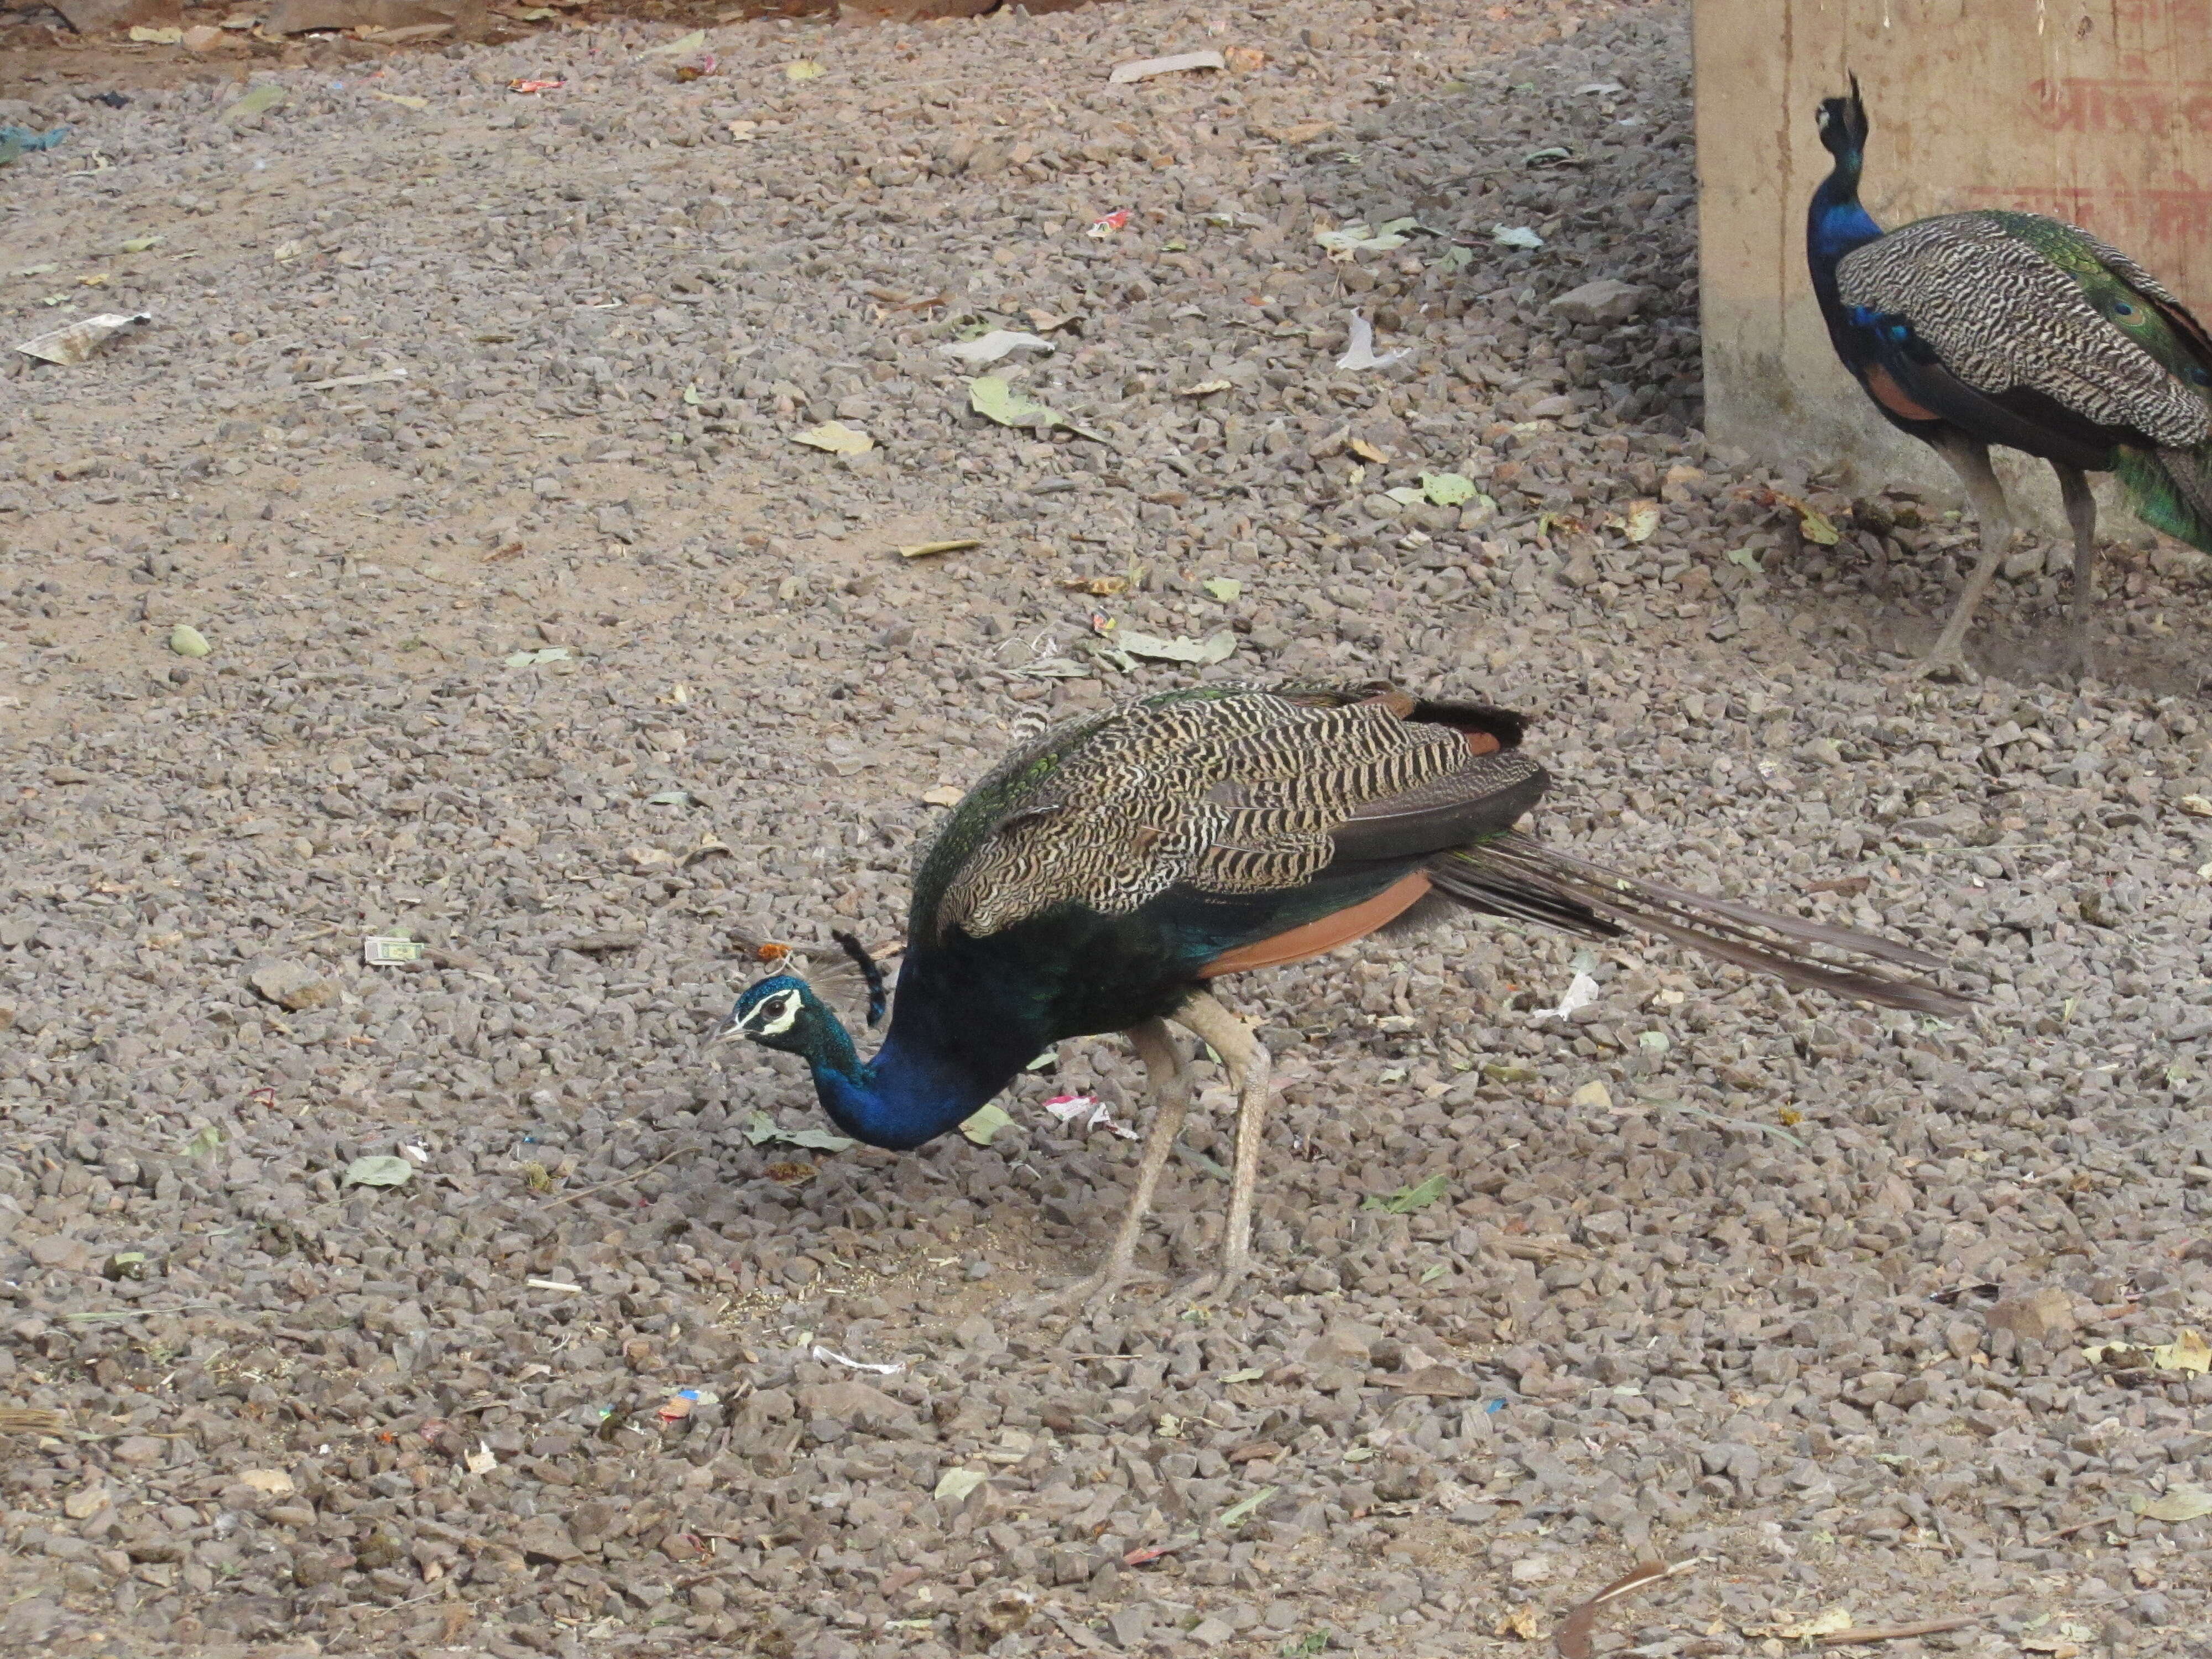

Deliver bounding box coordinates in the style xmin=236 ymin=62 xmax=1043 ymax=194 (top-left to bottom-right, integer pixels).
xmin=1815 ymin=73 xmax=1869 ymax=160
xmin=717 ymin=974 xmax=844 ymax=1058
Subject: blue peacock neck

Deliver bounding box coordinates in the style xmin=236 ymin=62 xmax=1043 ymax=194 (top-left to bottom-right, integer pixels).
xmin=798 ymin=1015 xmax=1018 ymax=1154
xmin=1807 ymin=147 xmax=1883 ymax=297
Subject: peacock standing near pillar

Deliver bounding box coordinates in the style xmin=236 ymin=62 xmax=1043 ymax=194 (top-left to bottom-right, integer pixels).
xmin=714 ymin=682 xmax=1968 ymax=1309
xmin=1807 ymin=75 xmax=2212 ymax=677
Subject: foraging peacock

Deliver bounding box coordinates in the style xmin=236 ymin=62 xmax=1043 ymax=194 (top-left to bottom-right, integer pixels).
xmin=1808 ymin=76 xmax=2212 ymax=677
xmin=717 ymin=683 xmax=1967 ymax=1307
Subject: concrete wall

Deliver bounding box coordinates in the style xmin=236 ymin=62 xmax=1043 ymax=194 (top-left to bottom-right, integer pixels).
xmin=1694 ymin=0 xmax=2212 ymax=519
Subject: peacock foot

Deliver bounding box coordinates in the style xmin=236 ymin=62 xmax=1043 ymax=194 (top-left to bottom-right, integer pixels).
xmin=1022 ymin=1263 xmax=1162 ymax=1319
xmin=1171 ymin=1256 xmax=1253 ymax=1308
xmin=1902 ymin=643 xmax=1976 ymax=684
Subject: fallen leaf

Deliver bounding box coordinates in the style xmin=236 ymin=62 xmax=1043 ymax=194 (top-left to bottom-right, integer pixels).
xmin=1495 ymin=1605 xmax=1542 ymax=1640
xmin=1202 ymin=577 xmax=1241 ymax=602
xmin=224 ymin=84 xmax=286 ymax=121
xmin=785 ymin=59 xmax=824 ymax=81
xmin=503 ymin=646 xmax=571 ymax=667
xmin=1316 ymin=220 xmax=1412 ymax=259
xmin=959 ymin=1103 xmax=1016 ymax=1146
xmin=1418 ymin=471 xmax=1477 ymax=507
xmin=1775 ymin=1608 xmax=1856 ymax=1642
xmin=2136 ymin=1485 xmax=2212 ymax=1522
xmin=1364 ymin=1172 xmax=1449 ymax=1214
xmin=743 ymin=1112 xmax=856 ymax=1153
xmin=1492 ymin=224 xmax=1545 ymax=249
xmin=1724 ymin=546 xmax=1763 ymax=572
xmin=967 ymin=375 xmax=1104 ymax=441
xmin=129 ymin=23 xmax=183 ymax=41
xmin=645 ymin=27 xmax=706 ymax=53
xmin=2084 ymin=1328 xmax=2212 ymax=1374
xmin=1216 ymin=1485 xmax=1278 ymax=1527
xmin=182 ymin=1123 xmax=222 ymax=1159
xmin=793 ymin=421 xmax=873 ymax=456
xmin=118 ymin=236 xmax=163 ymax=255
xmin=1770 ymin=489 xmax=1843 ymax=545
xmin=1264 ymin=119 xmax=1334 ymax=144
xmin=168 ymin=624 xmax=211 ymax=658
xmin=1118 ymin=629 xmax=1237 ymax=666
xmin=1176 ymin=378 xmax=1233 ymax=397
xmin=1349 ymin=438 xmax=1389 ymax=463
xmin=1619 ymin=499 xmax=1662 ymax=542
xmin=898 ymin=538 xmax=982 ymax=560
xmin=343 ymin=1155 xmax=414 ymax=1188
xmin=921 ymin=785 xmax=964 ymax=806
xmin=2178 ymin=795 xmax=2212 ymax=818
xmin=371 ymin=91 xmax=428 ymax=109
xmin=933 ymin=1467 xmax=987 ymax=1503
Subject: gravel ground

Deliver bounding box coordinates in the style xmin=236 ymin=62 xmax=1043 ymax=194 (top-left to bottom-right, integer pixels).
xmin=6 ymin=2 xmax=2212 ymax=1656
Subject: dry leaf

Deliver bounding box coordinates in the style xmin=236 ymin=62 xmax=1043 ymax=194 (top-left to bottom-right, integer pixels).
xmin=921 ymin=786 xmax=963 ymax=806
xmin=1349 ymin=438 xmax=1389 ymax=463
xmin=1494 ymin=1605 xmax=1541 ymax=1640
xmin=898 ymin=538 xmax=981 ymax=560
xmin=793 ymin=421 xmax=872 ymax=456
xmin=1775 ymin=1608 xmax=1856 ymax=1641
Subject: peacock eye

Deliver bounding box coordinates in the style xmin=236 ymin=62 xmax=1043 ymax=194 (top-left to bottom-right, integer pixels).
xmin=2114 ymin=301 xmax=2135 ymax=316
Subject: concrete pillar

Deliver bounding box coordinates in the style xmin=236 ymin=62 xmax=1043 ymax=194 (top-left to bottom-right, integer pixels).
xmin=1695 ymin=0 xmax=2212 ymax=517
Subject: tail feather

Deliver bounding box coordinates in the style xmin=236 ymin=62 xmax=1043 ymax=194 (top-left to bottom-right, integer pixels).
xmin=1428 ymin=831 xmax=1970 ymax=1017
xmin=2117 ymin=444 xmax=2212 ymax=554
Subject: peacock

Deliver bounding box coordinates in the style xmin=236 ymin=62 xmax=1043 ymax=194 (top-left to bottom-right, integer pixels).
xmin=1807 ymin=76 xmax=2212 ymax=677
xmin=717 ymin=682 xmax=1968 ymax=1307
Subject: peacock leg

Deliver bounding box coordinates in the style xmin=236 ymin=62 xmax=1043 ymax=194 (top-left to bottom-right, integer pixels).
xmin=1913 ymin=431 xmax=2014 ymax=680
xmin=1169 ymin=992 xmax=1273 ymax=1303
xmin=2054 ymin=462 xmax=2099 ymax=677
xmin=1028 ymin=1018 xmax=1188 ymax=1313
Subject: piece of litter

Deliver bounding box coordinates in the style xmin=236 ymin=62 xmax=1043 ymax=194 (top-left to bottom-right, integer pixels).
xmin=342 ymin=1155 xmax=414 ymax=1189
xmin=1335 ymin=311 xmax=1411 ymax=371
xmin=1492 ymin=224 xmax=1546 ymax=249
xmin=296 ymin=366 xmax=408 ymax=392
xmin=1363 ymin=1172 xmax=1449 ymax=1214
xmin=0 ymin=125 xmax=70 ymax=164
xmin=508 ymin=79 xmax=565 ymax=94
xmin=899 ymin=538 xmax=982 ymax=560
xmin=464 ymin=1443 xmax=497 ymax=1475
xmin=525 ymin=1279 xmax=584 ymax=1293
xmin=1531 ymin=972 xmax=1600 ymax=1021
xmin=16 ymin=311 xmax=150 ymax=366
xmin=793 ymin=421 xmax=873 ymax=456
xmin=959 ymin=1103 xmax=1016 ymax=1146
xmin=1109 ymin=50 xmax=1226 ymax=84
xmin=363 ymin=936 xmax=425 ymax=966
xmin=939 ymin=330 xmax=1056 ymax=366
xmin=785 ymin=59 xmax=825 ymax=80
xmin=1086 ymin=209 xmax=1131 ymax=238
xmin=658 ymin=1390 xmax=700 ymax=1421
xmin=812 ymin=1345 xmax=904 ymax=1376
xmin=1042 ymin=1092 xmax=1139 ymax=1140
xmin=168 ymin=623 xmax=210 ymax=658
xmin=934 ymin=1467 xmax=987 ymax=1503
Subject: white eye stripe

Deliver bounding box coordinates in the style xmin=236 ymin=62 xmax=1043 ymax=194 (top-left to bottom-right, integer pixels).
xmin=751 ymin=993 xmax=801 ymax=1036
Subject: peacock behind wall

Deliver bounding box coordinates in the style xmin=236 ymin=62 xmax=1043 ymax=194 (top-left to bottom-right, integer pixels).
xmin=1806 ymin=75 xmax=2212 ymax=676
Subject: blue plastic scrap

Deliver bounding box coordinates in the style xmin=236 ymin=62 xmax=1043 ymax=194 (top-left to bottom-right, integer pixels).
xmin=0 ymin=125 xmax=71 ymax=164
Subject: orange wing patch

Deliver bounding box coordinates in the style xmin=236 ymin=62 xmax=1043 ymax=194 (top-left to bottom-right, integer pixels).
xmin=1198 ymin=871 xmax=1431 ymax=978
xmin=1866 ymin=364 xmax=1940 ymax=422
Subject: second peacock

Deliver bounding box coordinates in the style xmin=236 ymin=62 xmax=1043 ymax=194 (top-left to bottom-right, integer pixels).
xmin=1807 ymin=75 xmax=2212 ymax=678
xmin=715 ymin=682 xmax=1969 ymax=1311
